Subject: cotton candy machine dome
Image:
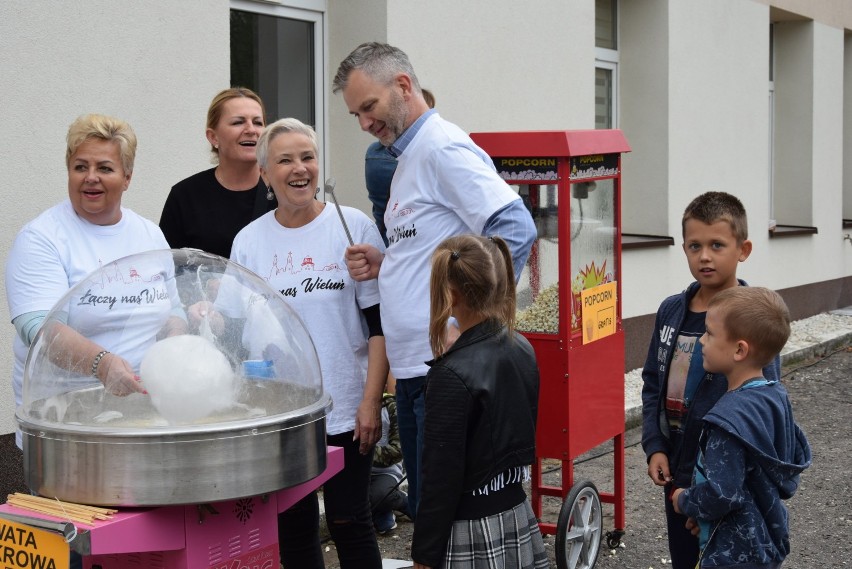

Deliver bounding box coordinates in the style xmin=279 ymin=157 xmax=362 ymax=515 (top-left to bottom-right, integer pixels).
xmin=16 ymin=249 xmax=331 ymax=507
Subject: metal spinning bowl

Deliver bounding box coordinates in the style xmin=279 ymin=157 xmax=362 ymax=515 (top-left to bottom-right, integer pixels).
xmin=17 ymin=249 xmax=331 ymax=507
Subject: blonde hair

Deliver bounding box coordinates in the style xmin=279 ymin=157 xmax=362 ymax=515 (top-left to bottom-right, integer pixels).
xmin=429 ymin=235 xmax=516 ymax=357
xmin=256 ymin=117 xmax=319 ymax=169
xmin=709 ymin=287 xmax=790 ymax=367
xmin=66 ymin=114 xmax=137 ymax=173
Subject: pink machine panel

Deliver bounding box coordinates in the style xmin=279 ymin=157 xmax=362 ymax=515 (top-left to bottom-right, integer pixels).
xmin=0 ymin=446 xmax=344 ymax=569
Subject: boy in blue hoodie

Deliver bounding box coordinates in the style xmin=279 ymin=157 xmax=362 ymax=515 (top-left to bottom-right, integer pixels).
xmin=672 ymin=286 xmax=811 ymax=568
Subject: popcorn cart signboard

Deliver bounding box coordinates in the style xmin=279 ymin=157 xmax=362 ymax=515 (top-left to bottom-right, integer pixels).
xmin=471 ymin=130 xmax=629 ymax=569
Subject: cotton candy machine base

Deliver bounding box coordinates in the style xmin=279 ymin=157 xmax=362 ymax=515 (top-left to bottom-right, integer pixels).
xmin=0 ymin=446 xmax=344 ymax=569
xmin=19 ymin=381 xmax=332 ymax=507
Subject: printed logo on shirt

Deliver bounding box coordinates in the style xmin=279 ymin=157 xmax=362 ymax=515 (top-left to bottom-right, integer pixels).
xmin=665 ymin=332 xmax=705 ymax=433
xmin=263 ymin=252 xmax=346 ymax=299
xmin=78 ymin=262 xmax=170 ymax=310
xmin=660 ymin=325 xmax=675 ymax=346
xmin=387 ymin=201 xmax=417 ymax=245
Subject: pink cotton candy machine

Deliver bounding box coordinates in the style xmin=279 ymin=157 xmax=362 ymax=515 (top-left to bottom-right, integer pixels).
xmin=16 ymin=249 xmax=332 ymax=507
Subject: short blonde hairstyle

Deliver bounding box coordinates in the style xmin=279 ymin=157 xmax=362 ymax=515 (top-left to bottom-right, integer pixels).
xmin=709 ymin=287 xmax=790 ymax=367
xmin=256 ymin=118 xmax=319 ymax=169
xmin=66 ymin=114 xmax=137 ymax=173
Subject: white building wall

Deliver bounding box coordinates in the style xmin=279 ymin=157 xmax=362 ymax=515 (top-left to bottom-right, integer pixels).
xmin=623 ymin=0 xmax=774 ymax=316
xmin=806 ymin=23 xmax=846 ymax=285
xmin=0 ymin=0 xmax=231 ymax=434
xmin=1 ymin=0 xmax=850 ymax=436
xmin=327 ymin=0 xmax=595 ymax=220
xmin=844 ymin=34 xmax=852 ymax=221
xmin=619 ymin=0 xmax=669 ymax=236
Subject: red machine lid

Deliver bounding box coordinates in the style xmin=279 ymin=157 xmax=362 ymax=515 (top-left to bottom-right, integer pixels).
xmin=470 ymin=129 xmax=630 ymax=157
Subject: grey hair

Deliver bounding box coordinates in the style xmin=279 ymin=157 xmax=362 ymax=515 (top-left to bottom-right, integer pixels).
xmin=332 ymin=42 xmax=422 ymax=94
xmin=256 ymin=117 xmax=319 ymax=169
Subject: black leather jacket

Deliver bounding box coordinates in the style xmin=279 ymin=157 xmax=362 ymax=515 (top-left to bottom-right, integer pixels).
xmin=411 ymin=320 xmax=540 ymax=566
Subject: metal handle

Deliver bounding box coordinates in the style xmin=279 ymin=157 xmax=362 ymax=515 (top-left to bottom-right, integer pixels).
xmin=324 ymin=177 xmax=354 ymax=246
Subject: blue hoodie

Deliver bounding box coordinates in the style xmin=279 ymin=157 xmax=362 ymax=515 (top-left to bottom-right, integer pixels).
xmin=677 ymin=379 xmax=811 ymax=567
xmin=641 ymin=281 xmax=782 ymax=489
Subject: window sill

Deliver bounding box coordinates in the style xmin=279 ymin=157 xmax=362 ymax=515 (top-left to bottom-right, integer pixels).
xmin=768 ymin=225 xmax=818 ymax=238
xmin=622 ymin=233 xmax=675 ymax=250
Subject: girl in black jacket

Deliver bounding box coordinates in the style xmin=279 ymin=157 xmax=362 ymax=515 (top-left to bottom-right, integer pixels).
xmin=411 ymin=235 xmax=549 ymax=569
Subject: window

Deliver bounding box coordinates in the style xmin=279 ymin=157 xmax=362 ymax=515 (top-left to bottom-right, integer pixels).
xmin=768 ymin=24 xmax=776 ymax=228
xmin=770 ymin=16 xmax=816 ymax=234
xmin=229 ymin=0 xmax=326 ymax=166
xmin=844 ymin=32 xmax=852 ymax=226
xmin=595 ymin=0 xmax=618 ymax=129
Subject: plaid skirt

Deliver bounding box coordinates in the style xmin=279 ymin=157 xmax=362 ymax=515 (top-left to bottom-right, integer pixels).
xmin=441 ymin=499 xmax=550 ymax=569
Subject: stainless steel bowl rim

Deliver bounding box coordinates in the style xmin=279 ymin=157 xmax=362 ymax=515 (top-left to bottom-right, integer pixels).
xmin=16 ymin=393 xmax=332 ymax=442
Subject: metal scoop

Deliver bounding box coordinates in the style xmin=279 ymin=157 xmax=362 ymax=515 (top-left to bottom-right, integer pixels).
xmin=324 ymin=177 xmax=354 ymax=246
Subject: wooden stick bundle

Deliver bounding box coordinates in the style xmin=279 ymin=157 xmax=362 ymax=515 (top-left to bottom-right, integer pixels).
xmin=7 ymin=493 xmax=117 ymax=525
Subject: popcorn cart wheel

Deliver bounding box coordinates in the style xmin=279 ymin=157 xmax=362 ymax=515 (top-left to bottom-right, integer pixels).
xmin=469 ymin=129 xmax=631 ymax=569
xmin=554 ymin=480 xmax=624 ymax=569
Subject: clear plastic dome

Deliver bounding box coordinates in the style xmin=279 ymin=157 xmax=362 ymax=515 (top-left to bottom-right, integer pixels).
xmin=20 ymin=249 xmax=325 ymax=430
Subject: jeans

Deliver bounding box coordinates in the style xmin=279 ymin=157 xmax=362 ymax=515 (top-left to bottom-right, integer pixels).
xmin=370 ymin=471 xmax=408 ymax=516
xmin=395 ymin=375 xmax=426 ymax=520
xmin=279 ymin=430 xmax=382 ymax=569
xmin=664 ymin=483 xmax=699 ymax=569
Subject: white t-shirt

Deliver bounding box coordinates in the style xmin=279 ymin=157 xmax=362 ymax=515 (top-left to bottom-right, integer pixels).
xmin=231 ymin=205 xmax=384 ymax=435
xmin=382 ymin=113 xmax=521 ymax=378
xmin=5 ymin=199 xmax=174 ymax=421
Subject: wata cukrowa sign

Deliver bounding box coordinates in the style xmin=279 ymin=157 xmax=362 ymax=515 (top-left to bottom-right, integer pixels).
xmin=0 ymin=518 xmax=68 ymax=569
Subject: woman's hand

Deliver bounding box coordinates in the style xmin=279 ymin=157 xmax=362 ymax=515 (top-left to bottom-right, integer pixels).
xmin=187 ymin=301 xmax=224 ymax=336
xmin=97 ymin=353 xmax=146 ymax=396
xmin=354 ymin=397 xmax=382 ymax=454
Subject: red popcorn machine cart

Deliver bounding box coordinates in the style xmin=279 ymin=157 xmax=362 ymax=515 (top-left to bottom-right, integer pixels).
xmin=471 ymin=130 xmax=630 ymax=569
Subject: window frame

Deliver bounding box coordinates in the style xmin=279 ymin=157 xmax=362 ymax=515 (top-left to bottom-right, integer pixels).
xmin=594 ymin=54 xmax=618 ymax=129
xmin=230 ymin=0 xmax=328 ymax=176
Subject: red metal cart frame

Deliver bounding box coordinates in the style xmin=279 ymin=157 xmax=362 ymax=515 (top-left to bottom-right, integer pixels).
xmin=472 ymin=130 xmax=630 ymax=569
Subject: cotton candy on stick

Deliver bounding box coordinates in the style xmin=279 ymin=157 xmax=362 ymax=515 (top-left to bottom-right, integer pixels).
xmin=140 ymin=334 xmax=236 ymax=423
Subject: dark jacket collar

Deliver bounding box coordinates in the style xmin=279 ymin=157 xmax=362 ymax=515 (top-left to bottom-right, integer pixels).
xmin=425 ymin=319 xmax=503 ymax=366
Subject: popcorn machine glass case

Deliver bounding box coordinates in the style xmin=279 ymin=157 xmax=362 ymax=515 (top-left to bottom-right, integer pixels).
xmin=471 ymin=129 xmax=630 ymax=566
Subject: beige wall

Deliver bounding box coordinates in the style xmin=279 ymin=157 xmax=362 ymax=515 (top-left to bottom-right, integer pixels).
xmin=327 ymin=0 xmax=595 ymax=217
xmin=754 ymin=0 xmax=852 ymax=29
xmin=2 ymin=0 xmax=851 ymax=435
xmin=0 ymin=0 xmax=231 ymax=434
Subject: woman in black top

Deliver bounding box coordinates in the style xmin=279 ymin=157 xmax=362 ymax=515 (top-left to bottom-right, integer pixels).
xmin=159 ymin=87 xmax=277 ymax=258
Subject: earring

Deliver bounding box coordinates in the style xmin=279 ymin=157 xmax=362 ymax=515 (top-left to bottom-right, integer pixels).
xmin=266 ymin=185 xmax=274 ymax=201
xmin=315 ymin=187 xmax=320 ymax=195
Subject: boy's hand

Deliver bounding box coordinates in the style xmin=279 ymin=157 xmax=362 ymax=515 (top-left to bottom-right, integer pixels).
xmin=684 ymin=516 xmax=700 ymax=537
xmin=671 ymin=487 xmax=684 ymax=514
xmin=648 ymin=452 xmax=672 ymax=486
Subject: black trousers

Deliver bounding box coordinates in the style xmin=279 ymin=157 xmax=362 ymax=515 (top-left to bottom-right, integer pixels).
xmin=278 ymin=430 xmax=381 ymax=569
